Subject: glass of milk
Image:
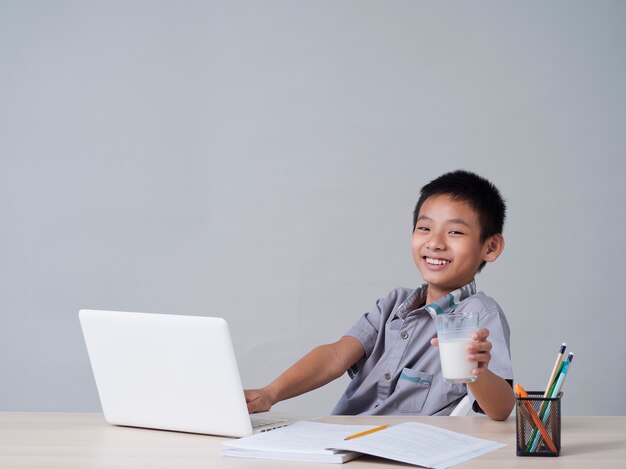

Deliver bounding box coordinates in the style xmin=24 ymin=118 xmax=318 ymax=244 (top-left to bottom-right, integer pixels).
xmin=435 ymin=311 xmax=479 ymax=384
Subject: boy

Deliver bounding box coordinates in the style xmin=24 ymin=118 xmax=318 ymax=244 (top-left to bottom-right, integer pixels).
xmin=245 ymin=170 xmax=514 ymax=421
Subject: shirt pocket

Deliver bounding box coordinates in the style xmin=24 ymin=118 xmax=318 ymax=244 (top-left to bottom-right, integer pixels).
xmin=390 ymin=368 xmax=433 ymax=414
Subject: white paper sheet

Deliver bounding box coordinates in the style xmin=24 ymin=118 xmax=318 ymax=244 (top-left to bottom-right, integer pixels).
xmin=221 ymin=421 xmax=375 ymax=462
xmin=331 ymin=421 xmax=505 ymax=468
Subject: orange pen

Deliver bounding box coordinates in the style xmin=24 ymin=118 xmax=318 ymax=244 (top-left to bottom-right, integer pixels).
xmin=515 ymin=384 xmax=557 ymax=453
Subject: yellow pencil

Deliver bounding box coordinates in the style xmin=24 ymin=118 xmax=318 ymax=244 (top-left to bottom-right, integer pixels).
xmin=544 ymin=343 xmax=566 ymax=398
xmin=344 ymin=425 xmax=389 ymax=441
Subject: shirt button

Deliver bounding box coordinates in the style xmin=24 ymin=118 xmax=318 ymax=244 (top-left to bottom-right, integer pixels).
xmin=400 ymin=330 xmax=409 ymax=340
xmin=384 ymin=372 xmax=391 ymax=380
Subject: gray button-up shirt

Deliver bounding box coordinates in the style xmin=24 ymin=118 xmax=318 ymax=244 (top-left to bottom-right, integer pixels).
xmin=331 ymin=281 xmax=513 ymax=415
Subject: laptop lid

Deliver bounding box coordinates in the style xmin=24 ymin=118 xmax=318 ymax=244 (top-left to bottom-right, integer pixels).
xmin=79 ymin=309 xmax=257 ymax=437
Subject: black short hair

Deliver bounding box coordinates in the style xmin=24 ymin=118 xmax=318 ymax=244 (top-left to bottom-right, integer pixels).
xmin=413 ymin=170 xmax=506 ymax=271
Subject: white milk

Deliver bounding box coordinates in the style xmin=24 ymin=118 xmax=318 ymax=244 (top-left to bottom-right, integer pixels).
xmin=438 ymin=337 xmax=477 ymax=383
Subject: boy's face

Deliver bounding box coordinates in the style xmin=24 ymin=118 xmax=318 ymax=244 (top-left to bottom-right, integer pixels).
xmin=412 ymin=194 xmax=503 ymax=302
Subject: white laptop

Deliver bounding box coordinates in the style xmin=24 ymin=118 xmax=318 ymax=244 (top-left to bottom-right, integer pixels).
xmin=79 ymin=309 xmax=289 ymax=437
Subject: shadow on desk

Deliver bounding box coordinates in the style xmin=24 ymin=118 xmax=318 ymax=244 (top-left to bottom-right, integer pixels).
xmin=563 ymin=439 xmax=625 ymax=457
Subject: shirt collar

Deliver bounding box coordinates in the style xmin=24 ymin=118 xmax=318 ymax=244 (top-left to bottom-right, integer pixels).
xmin=394 ymin=280 xmax=477 ymax=320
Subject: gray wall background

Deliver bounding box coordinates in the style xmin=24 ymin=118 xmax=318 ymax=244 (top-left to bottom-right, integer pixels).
xmin=1 ymin=0 xmax=624 ymax=416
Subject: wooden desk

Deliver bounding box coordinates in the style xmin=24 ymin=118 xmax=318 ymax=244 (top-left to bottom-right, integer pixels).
xmin=1 ymin=413 xmax=625 ymax=468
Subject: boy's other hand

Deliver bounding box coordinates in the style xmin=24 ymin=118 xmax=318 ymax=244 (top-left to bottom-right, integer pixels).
xmin=245 ymin=388 xmax=273 ymax=414
xmin=430 ymin=327 xmax=493 ymax=377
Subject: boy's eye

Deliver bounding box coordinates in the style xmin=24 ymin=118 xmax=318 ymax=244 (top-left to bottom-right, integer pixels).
xmin=416 ymin=226 xmax=430 ymax=232
xmin=449 ymin=231 xmax=464 ymax=235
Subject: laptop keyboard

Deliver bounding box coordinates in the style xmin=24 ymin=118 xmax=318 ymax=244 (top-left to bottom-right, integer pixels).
xmin=250 ymin=415 xmax=289 ymax=430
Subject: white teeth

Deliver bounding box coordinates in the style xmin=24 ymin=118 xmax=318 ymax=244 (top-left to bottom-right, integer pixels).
xmin=426 ymin=257 xmax=450 ymax=265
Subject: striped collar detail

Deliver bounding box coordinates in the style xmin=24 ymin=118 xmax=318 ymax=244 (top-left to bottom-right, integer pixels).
xmin=423 ymin=280 xmax=476 ymax=319
xmin=395 ymin=280 xmax=477 ymax=320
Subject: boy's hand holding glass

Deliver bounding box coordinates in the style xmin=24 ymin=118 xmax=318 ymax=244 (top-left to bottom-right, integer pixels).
xmin=466 ymin=328 xmax=493 ymax=377
xmin=431 ymin=320 xmax=493 ymax=383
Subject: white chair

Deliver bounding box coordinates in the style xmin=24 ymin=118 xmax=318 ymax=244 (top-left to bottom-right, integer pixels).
xmin=449 ymin=395 xmax=472 ymax=416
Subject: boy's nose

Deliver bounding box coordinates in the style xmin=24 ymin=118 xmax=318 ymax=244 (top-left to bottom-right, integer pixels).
xmin=427 ymin=233 xmax=446 ymax=251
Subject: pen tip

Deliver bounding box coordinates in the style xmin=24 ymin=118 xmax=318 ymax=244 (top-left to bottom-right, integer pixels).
xmin=567 ymin=352 xmax=574 ymax=362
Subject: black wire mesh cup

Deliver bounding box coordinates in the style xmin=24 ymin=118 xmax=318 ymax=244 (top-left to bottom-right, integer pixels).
xmin=516 ymin=391 xmax=562 ymax=457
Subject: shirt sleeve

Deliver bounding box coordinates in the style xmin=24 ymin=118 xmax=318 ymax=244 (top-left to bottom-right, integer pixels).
xmin=344 ymin=288 xmax=407 ymax=358
xmin=459 ymin=294 xmax=514 ymax=410
xmin=479 ymin=305 xmax=513 ymax=380
xmin=344 ymin=299 xmax=384 ymax=358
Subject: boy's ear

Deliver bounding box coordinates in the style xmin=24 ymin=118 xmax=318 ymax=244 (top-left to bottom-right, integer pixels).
xmin=482 ymin=233 xmax=505 ymax=263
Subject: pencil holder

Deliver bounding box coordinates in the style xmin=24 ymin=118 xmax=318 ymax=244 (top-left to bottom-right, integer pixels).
xmin=516 ymin=391 xmax=562 ymax=457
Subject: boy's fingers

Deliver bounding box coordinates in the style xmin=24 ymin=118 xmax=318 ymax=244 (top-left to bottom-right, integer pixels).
xmin=244 ymin=390 xmax=258 ymax=403
xmin=430 ymin=337 xmax=439 ymax=347
xmin=247 ymin=398 xmax=265 ymax=414
xmin=472 ymin=328 xmax=490 ymax=341
xmin=474 ymin=341 xmax=492 ymax=352
xmin=253 ymin=394 xmax=274 ymax=413
xmin=467 ymin=340 xmax=491 ymax=355
xmin=248 ymin=404 xmax=261 ymax=414
xmin=469 ymin=349 xmax=491 ymax=367
xmin=245 ymin=390 xmax=269 ymax=413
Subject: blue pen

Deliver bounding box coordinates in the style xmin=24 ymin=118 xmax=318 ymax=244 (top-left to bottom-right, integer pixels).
xmin=530 ymin=353 xmax=574 ymax=452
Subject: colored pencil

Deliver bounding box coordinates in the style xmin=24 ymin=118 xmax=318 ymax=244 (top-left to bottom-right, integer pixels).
xmin=529 ymin=353 xmax=574 ymax=452
xmin=515 ymin=384 xmax=558 ymax=453
xmin=544 ymin=343 xmax=566 ymax=398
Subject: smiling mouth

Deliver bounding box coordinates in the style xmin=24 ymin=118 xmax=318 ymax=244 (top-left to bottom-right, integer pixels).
xmin=424 ymin=257 xmax=451 ymax=266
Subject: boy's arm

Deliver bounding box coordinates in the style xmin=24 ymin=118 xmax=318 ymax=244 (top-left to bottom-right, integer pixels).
xmin=466 ymin=328 xmax=515 ymax=421
xmin=467 ymin=368 xmax=515 ymax=421
xmin=245 ymin=336 xmax=365 ymax=413
xmin=431 ymin=327 xmax=515 ymax=421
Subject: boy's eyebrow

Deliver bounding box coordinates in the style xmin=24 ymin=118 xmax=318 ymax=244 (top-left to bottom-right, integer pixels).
xmin=447 ymin=218 xmax=471 ymax=227
xmin=416 ymin=215 xmax=471 ymax=228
